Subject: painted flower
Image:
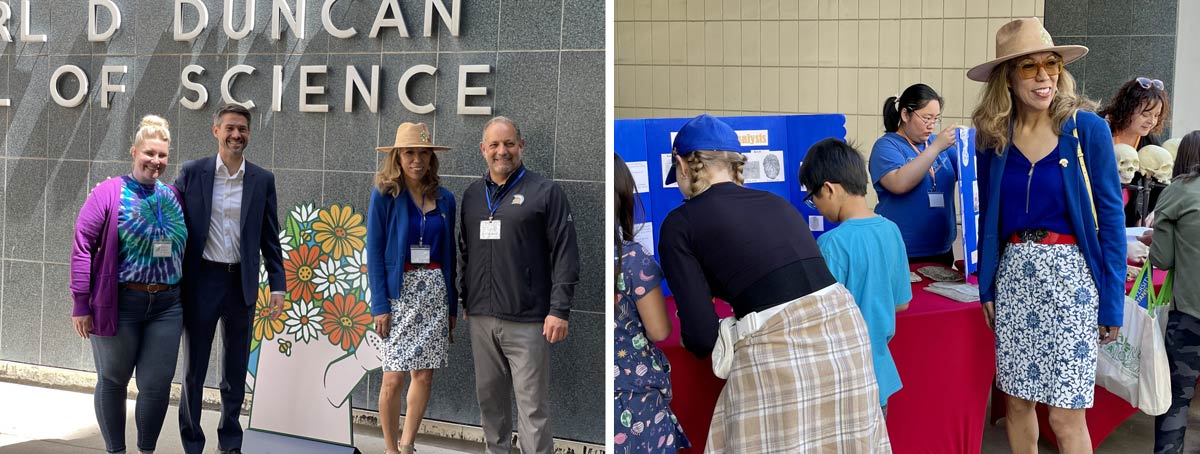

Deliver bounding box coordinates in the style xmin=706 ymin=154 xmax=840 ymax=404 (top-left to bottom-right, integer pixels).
xmin=342 ymin=249 xmax=370 ymax=291
xmin=284 ymin=299 xmax=324 ymax=343
xmin=285 ymin=244 xmax=326 ymax=302
xmin=291 ymin=203 xmax=319 ymax=225
xmin=252 ymin=285 xmax=291 ymax=342
xmin=278 ymin=230 xmax=294 ymax=253
xmin=313 ymin=257 xmax=351 ymax=296
xmin=320 ymin=293 xmax=372 ymax=351
xmin=312 ymin=205 xmax=366 ymax=260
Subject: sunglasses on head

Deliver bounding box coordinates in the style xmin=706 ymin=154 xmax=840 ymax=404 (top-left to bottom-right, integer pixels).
xmin=1015 ymin=55 xmax=1063 ymax=79
xmin=1136 ymin=77 xmax=1165 ymax=90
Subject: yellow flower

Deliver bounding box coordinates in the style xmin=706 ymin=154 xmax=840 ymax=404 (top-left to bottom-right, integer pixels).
xmin=312 ymin=205 xmax=366 ymax=260
xmin=253 ymin=285 xmax=291 ymax=341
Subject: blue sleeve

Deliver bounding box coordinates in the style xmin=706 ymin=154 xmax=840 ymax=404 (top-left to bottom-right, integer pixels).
xmin=869 ymin=135 xmax=907 ymax=185
xmin=366 ymin=189 xmax=391 ymax=316
xmin=977 ymin=150 xmax=996 ymax=304
xmin=817 ymin=233 xmax=849 ymax=285
xmin=621 ymin=242 xmax=663 ymax=303
xmin=889 ymin=224 xmax=913 ymax=305
xmin=1080 ymin=111 xmax=1126 ymax=327
xmin=443 ymin=189 xmax=458 ymax=318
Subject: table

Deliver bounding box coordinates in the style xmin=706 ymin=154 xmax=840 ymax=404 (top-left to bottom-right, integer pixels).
xmin=657 ymin=264 xmax=995 ymax=453
xmin=988 ymin=269 xmax=1168 ymax=450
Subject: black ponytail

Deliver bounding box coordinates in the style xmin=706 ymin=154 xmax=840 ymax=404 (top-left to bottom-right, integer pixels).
xmin=882 ymin=83 xmax=944 ymax=133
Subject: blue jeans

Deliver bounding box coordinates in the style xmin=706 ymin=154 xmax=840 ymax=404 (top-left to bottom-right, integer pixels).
xmin=90 ymin=286 xmax=183 ymax=454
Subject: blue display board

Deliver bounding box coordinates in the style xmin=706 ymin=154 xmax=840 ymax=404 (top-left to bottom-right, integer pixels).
xmin=615 ymin=114 xmax=847 ymax=296
xmin=954 ymin=128 xmax=980 ymax=277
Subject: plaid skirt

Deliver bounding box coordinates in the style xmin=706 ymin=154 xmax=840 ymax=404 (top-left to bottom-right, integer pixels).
xmin=705 ymin=284 xmax=892 ymax=453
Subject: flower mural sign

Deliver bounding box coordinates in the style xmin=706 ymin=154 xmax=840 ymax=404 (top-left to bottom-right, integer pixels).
xmin=244 ymin=202 xmax=383 ymax=449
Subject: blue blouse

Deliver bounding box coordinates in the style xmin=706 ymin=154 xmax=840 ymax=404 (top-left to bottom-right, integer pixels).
xmin=869 ymin=132 xmax=959 ymax=257
xmin=405 ymin=194 xmax=445 ymax=263
xmin=998 ymin=146 xmax=1073 ymax=241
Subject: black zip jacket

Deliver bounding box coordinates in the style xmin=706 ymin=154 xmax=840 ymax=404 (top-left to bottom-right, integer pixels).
xmin=458 ymin=167 xmax=579 ymax=322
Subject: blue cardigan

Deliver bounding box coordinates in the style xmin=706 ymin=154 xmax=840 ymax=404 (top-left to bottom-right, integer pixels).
xmin=366 ymin=186 xmax=458 ymax=317
xmin=977 ymin=110 xmax=1126 ymax=327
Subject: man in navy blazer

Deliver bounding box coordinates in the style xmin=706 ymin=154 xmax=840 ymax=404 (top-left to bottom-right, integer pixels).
xmin=174 ymin=104 xmax=285 ymax=454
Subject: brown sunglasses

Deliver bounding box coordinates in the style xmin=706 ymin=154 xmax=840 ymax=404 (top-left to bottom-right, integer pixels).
xmin=1015 ymin=56 xmax=1063 ymax=79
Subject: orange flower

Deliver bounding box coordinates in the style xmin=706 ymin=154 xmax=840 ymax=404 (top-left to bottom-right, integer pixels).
xmin=320 ymin=293 xmax=371 ymax=351
xmin=312 ymin=205 xmax=366 ymax=260
xmin=284 ymin=244 xmax=325 ymax=302
xmin=252 ymin=285 xmax=291 ymax=341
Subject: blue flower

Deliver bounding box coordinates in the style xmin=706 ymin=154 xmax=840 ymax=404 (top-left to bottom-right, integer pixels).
xmin=1072 ymin=394 xmax=1087 ymax=408
xmin=1073 ymin=340 xmax=1090 ymax=359
xmin=1025 ymin=312 xmax=1040 ymax=329
xmin=415 ymin=312 xmax=424 ymax=324
xmin=1026 ymin=363 xmax=1041 ymax=381
xmin=413 ymin=345 xmax=424 ymax=357
xmin=1022 ymin=261 xmax=1036 ymax=278
xmin=1075 ymin=287 xmax=1090 ymax=305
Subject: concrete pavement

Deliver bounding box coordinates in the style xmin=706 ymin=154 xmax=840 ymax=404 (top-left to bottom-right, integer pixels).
xmin=0 ymin=381 xmax=481 ymax=454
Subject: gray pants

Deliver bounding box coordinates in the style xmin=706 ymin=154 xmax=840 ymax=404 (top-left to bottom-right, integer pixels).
xmin=469 ymin=315 xmax=552 ymax=454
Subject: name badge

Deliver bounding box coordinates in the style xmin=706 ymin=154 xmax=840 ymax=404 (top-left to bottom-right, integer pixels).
xmin=410 ymin=246 xmax=431 ymax=264
xmin=928 ymin=192 xmax=945 ymax=208
xmin=152 ymin=238 xmax=172 ymax=258
xmin=480 ymin=220 xmax=502 ymax=240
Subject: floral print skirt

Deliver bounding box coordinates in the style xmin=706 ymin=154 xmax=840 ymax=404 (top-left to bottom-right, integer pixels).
xmin=383 ymin=268 xmax=449 ymax=372
xmin=995 ymin=242 xmax=1099 ymax=409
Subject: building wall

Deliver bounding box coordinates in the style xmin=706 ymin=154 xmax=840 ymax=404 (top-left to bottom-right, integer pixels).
xmin=1174 ymin=0 xmax=1200 ymax=137
xmin=0 ymin=0 xmax=605 ymax=444
xmin=1043 ymin=0 xmax=1179 ymax=138
xmin=615 ymin=0 xmax=1048 ymax=150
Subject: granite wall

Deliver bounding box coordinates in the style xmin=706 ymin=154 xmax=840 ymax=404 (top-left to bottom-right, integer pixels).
xmin=1044 ymin=0 xmax=1179 ymax=137
xmin=0 ymin=0 xmax=605 ymax=444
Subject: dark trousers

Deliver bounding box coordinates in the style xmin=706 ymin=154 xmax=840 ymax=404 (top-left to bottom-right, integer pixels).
xmin=90 ymin=286 xmax=183 ymax=454
xmin=1155 ymin=311 xmax=1200 ymax=453
xmin=178 ymin=262 xmax=252 ymax=454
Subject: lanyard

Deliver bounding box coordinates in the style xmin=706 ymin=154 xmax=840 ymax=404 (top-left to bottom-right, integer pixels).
xmin=484 ymin=168 xmax=526 ymax=220
xmin=132 ymin=177 xmax=166 ymax=234
xmin=411 ymin=192 xmax=428 ymax=246
xmin=900 ymin=135 xmax=938 ymax=192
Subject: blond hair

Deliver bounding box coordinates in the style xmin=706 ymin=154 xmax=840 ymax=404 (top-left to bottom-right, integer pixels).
xmin=134 ymin=115 xmax=171 ymax=147
xmin=679 ymin=150 xmax=745 ymax=197
xmin=971 ymin=55 xmax=1097 ymax=155
xmin=374 ymin=150 xmax=441 ymax=199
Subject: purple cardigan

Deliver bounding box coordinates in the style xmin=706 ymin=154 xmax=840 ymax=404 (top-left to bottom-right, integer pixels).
xmin=70 ymin=177 xmax=182 ymax=336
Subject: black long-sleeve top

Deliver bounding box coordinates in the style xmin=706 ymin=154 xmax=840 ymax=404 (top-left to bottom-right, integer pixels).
xmin=658 ymin=182 xmax=835 ymax=358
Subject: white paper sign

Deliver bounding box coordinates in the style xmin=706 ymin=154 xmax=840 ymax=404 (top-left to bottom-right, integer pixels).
xmin=627 ymin=161 xmax=650 ymax=193
xmin=742 ymin=150 xmax=786 ymax=183
xmin=660 ymin=153 xmax=678 ymax=188
xmin=808 ymin=215 xmax=825 ymax=232
xmin=633 ymin=222 xmax=655 ymax=255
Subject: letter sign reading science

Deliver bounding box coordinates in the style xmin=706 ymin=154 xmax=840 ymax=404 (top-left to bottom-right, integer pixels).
xmin=0 ymin=0 xmax=493 ymax=115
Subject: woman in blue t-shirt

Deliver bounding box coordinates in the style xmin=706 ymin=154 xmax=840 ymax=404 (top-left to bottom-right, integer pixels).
xmin=869 ymin=83 xmax=961 ymax=265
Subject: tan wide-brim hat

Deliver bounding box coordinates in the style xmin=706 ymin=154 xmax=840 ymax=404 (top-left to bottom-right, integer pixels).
xmin=375 ymin=122 xmax=450 ymax=152
xmin=966 ymin=17 xmax=1088 ymax=82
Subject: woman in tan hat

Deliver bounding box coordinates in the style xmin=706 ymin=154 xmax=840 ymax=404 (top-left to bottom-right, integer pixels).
xmin=367 ymin=122 xmax=457 ymax=454
xmin=970 ymin=17 xmax=1126 ymax=452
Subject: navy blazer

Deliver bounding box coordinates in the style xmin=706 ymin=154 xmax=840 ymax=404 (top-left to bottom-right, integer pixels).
xmin=977 ymin=110 xmax=1126 ymax=327
xmin=174 ymin=155 xmax=286 ymax=306
xmin=366 ymin=186 xmax=458 ymax=317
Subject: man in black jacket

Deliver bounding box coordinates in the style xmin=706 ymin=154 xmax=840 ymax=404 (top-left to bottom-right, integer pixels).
xmin=459 ymin=116 xmax=579 ymax=454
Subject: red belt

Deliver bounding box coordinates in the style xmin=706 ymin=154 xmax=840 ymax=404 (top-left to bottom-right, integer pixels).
xmin=1009 ymin=230 xmax=1077 ymax=245
xmin=122 ymin=282 xmax=176 ymax=293
xmin=404 ymin=262 xmax=442 ymax=271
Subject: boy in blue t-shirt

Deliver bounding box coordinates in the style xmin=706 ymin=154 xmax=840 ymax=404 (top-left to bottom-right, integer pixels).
xmin=799 ymin=138 xmax=913 ymax=416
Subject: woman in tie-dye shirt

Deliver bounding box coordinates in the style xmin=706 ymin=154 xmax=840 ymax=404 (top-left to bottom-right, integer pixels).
xmin=70 ymin=115 xmax=187 ymax=454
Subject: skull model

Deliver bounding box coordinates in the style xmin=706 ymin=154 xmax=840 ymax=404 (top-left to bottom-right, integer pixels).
xmin=1164 ymin=137 xmax=1182 ymax=161
xmin=1138 ymin=145 xmax=1173 ymax=185
xmin=1114 ymin=143 xmax=1139 ymax=184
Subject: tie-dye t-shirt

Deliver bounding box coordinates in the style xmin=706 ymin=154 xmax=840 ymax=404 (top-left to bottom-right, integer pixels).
xmin=117 ymin=176 xmax=187 ymax=284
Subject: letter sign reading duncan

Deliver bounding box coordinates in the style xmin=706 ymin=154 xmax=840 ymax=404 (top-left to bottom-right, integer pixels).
xmin=3 ymin=0 xmax=492 ymax=115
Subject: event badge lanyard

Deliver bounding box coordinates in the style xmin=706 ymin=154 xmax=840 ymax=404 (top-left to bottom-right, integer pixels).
xmin=904 ymin=135 xmax=944 ymax=209
xmin=410 ymin=193 xmax=432 ymax=264
xmin=134 ymin=178 xmax=172 ymax=258
xmin=481 ymin=168 xmax=526 ymax=241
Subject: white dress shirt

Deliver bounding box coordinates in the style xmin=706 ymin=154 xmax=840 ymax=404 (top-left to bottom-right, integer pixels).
xmin=202 ymin=156 xmax=245 ymax=263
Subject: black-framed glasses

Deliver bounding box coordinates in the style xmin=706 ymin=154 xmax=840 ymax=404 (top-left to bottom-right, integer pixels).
xmin=803 ymin=191 xmax=817 ymax=209
xmin=1136 ymin=77 xmax=1165 ymax=90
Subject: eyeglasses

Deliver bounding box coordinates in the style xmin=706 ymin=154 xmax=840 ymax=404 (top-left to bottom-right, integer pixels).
xmin=803 ymin=190 xmax=817 ymax=209
xmin=1136 ymin=77 xmax=1164 ymax=90
xmin=1015 ymin=56 xmax=1063 ymax=79
xmin=909 ymin=111 xmax=942 ymax=128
